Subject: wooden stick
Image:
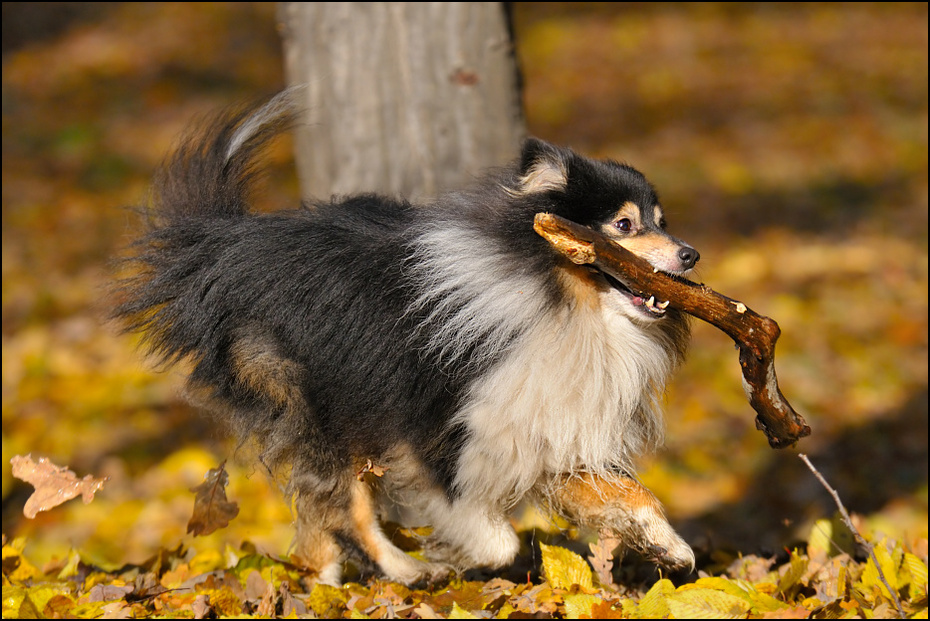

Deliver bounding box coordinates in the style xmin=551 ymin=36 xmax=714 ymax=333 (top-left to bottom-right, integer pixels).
xmin=534 ymin=212 xmax=811 ymax=449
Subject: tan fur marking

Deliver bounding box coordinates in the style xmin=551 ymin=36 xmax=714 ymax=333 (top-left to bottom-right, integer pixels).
xmin=349 ymin=479 xmax=388 ymax=561
xmin=555 ymin=264 xmax=604 ymax=311
xmin=229 ymin=332 xmax=303 ymax=408
xmin=347 ymin=469 xmax=449 ymax=583
xmin=292 ymin=493 xmax=344 ymax=581
xmin=616 ymin=232 xmax=682 ymax=261
xmin=608 ymin=202 xmax=643 ymax=230
xmin=548 ymin=471 xmax=694 ymax=570
xmin=653 ymin=205 xmax=665 ymax=228
xmin=554 ymin=471 xmax=663 ymax=522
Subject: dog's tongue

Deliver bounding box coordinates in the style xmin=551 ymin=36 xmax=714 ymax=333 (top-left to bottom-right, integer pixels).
xmin=631 ymin=295 xmax=645 ymax=306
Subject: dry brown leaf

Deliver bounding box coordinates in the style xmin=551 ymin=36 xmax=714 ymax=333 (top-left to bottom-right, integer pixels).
xmin=255 ymin=580 xmax=276 ymax=617
xmin=87 ymin=583 xmax=134 ymax=603
xmin=356 ymin=458 xmax=389 ymax=480
xmin=588 ymin=531 xmax=621 ymax=589
xmin=186 ymin=461 xmax=239 ymax=536
xmin=10 ymin=454 xmax=108 ymax=518
xmin=243 ymin=569 xmax=268 ymax=604
xmin=191 ymin=594 xmax=212 ymax=620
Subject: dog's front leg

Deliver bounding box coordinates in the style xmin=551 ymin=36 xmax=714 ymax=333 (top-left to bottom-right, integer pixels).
xmin=549 ymin=471 xmax=694 ymax=571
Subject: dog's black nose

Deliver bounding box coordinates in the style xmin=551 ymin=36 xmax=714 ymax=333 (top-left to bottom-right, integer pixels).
xmin=678 ymin=246 xmax=700 ymax=270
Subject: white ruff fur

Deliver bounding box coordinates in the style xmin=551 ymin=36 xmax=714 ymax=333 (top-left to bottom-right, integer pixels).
xmin=409 ymin=223 xmax=680 ymax=510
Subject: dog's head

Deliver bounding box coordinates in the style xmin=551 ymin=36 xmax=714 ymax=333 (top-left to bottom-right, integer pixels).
xmin=511 ymin=138 xmax=699 ymax=321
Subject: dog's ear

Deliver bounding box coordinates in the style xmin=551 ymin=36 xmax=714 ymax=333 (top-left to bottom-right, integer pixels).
xmin=516 ymin=138 xmax=569 ymax=196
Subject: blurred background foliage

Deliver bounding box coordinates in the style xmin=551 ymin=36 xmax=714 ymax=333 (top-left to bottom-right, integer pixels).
xmin=2 ymin=2 xmax=927 ymax=570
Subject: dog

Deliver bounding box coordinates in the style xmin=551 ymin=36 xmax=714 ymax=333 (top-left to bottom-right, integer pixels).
xmin=114 ymin=90 xmax=700 ymax=585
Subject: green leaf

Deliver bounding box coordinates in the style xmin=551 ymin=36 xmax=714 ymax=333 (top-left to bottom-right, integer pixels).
xmin=539 ymin=542 xmax=593 ymax=590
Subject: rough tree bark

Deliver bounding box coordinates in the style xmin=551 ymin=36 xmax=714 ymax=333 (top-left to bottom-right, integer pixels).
xmin=278 ymin=2 xmax=525 ymax=201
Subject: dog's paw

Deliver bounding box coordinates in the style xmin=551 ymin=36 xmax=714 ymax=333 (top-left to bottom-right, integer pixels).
xmin=603 ymin=510 xmax=695 ymax=572
xmin=635 ymin=517 xmax=695 ymax=572
xmin=645 ymin=541 xmax=695 ymax=572
xmin=380 ymin=551 xmax=451 ymax=586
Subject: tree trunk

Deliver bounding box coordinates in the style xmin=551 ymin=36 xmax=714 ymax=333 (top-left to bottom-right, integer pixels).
xmin=279 ymin=2 xmax=525 ymax=201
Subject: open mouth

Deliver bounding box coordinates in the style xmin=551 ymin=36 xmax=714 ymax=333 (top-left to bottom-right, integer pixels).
xmin=603 ymin=272 xmax=670 ymax=318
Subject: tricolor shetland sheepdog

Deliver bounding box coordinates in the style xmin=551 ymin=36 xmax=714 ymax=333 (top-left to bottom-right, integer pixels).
xmin=114 ymin=91 xmax=700 ymax=585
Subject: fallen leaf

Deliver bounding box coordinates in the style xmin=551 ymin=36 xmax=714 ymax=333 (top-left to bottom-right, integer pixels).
xmin=87 ymin=583 xmax=134 ymax=603
xmin=667 ymin=588 xmax=751 ymax=619
xmin=564 ymin=592 xmax=601 ymax=618
xmin=191 ymin=594 xmax=212 ymax=619
xmin=634 ymin=578 xmax=676 ymax=618
xmin=187 ymin=462 xmax=239 ymax=536
xmin=588 ymin=531 xmax=620 ymax=589
xmin=539 ymin=542 xmax=593 ymax=590
xmin=10 ymin=454 xmax=108 ymax=518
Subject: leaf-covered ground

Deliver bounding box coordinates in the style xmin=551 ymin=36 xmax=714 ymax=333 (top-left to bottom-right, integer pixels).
xmin=2 ymin=3 xmax=927 ymax=618
xmin=3 ymin=527 xmax=927 ymax=618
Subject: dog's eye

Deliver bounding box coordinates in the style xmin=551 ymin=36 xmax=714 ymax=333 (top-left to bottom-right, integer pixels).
xmin=615 ymin=218 xmax=632 ymax=233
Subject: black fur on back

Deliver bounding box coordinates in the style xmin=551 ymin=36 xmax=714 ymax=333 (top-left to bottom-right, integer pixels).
xmin=112 ymin=97 xmax=516 ymax=495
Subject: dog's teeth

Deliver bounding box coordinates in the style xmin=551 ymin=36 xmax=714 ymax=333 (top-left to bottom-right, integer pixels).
xmin=657 ymin=300 xmax=670 ymax=309
xmin=646 ymin=296 xmax=655 ymax=308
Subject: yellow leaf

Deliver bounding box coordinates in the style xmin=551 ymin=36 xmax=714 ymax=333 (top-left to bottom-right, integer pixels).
xmin=776 ymin=550 xmax=808 ymax=595
xmin=563 ymin=593 xmax=601 ymax=618
xmin=189 ymin=548 xmax=226 ymax=574
xmin=635 ymin=578 xmax=675 ymax=619
xmin=667 ymin=588 xmax=751 ymax=619
xmin=2 ymin=585 xmax=42 ymax=619
xmin=199 ymin=587 xmax=243 ymax=617
xmin=1 ymin=538 xmax=44 ymax=583
xmin=308 ymin=583 xmax=347 ymax=617
xmin=860 ymin=540 xmax=899 ymax=601
xmin=903 ymin=553 xmax=928 ymax=600
xmin=57 ymin=549 xmax=82 ymax=580
xmin=449 ymin=601 xmax=480 ymax=619
xmin=807 ymin=518 xmax=834 ymax=558
xmin=691 ymin=576 xmax=786 ymax=614
xmin=539 ymin=542 xmax=593 ymax=590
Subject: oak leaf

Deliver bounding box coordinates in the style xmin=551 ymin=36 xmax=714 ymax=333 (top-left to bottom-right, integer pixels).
xmin=10 ymin=454 xmax=107 ymax=518
xmin=186 ymin=462 xmax=239 ymax=536
xmin=588 ymin=531 xmax=620 ymax=589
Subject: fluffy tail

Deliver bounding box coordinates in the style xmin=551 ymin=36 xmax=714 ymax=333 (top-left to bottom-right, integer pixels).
xmin=151 ymin=88 xmax=301 ymax=224
xmin=111 ymin=90 xmax=300 ymax=363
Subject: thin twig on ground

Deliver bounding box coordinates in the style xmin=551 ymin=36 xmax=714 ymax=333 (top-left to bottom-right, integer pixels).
xmin=799 ymin=453 xmax=905 ymax=618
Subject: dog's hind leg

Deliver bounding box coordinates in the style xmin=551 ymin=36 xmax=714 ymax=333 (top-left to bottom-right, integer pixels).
xmin=293 ymin=484 xmax=349 ymax=585
xmin=547 ymin=471 xmax=694 ymax=571
xmin=344 ymin=475 xmax=450 ymax=585
xmin=293 ymin=473 xmax=450 ymax=585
